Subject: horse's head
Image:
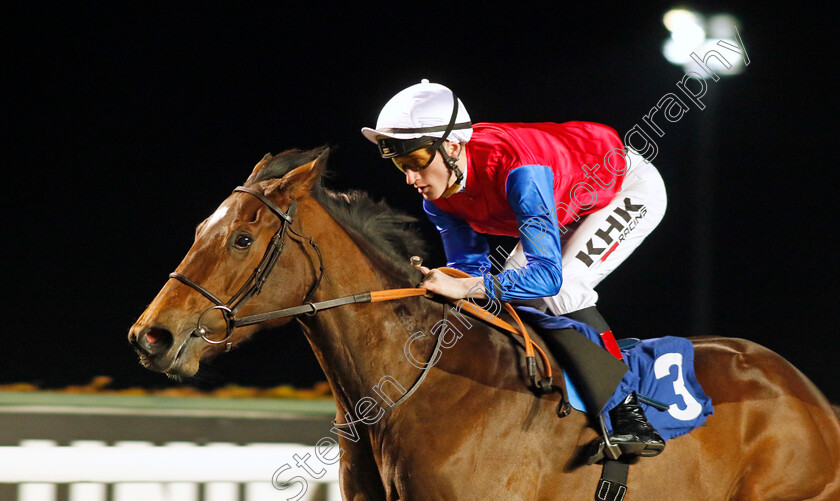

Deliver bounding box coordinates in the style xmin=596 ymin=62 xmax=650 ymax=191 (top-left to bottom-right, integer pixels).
xmin=128 ymin=147 xmax=329 ymax=378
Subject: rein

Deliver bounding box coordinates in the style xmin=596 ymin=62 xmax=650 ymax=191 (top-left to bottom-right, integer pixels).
xmin=169 ymin=185 xmax=557 ymax=426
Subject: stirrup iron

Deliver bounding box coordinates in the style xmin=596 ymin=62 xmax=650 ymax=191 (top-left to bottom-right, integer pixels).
xmin=586 ymin=415 xmax=623 ymax=464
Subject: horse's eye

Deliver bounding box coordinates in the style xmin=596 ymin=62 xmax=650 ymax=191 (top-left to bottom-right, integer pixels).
xmin=233 ymin=234 xmax=253 ymax=250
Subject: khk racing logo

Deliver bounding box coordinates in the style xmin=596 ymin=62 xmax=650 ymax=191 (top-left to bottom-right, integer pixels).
xmin=575 ymin=197 xmax=647 ymax=267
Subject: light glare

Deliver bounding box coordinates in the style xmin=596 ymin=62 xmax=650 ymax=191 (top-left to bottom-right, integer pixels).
xmin=663 ymin=9 xmax=700 ymax=32
xmin=670 ymin=22 xmax=706 ymax=48
xmin=662 ymin=8 xmax=743 ymax=78
xmin=708 ymin=14 xmax=740 ymax=38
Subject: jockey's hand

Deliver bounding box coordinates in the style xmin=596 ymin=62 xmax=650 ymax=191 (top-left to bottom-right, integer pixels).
xmin=419 ymin=266 xmax=486 ymax=301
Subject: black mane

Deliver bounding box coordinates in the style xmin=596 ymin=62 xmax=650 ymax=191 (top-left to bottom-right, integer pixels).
xmin=245 ymin=147 xmax=426 ymax=284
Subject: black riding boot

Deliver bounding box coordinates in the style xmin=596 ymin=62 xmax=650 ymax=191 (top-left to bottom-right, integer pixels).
xmin=608 ymin=391 xmax=665 ymax=457
xmin=562 ymin=306 xmax=611 ymax=333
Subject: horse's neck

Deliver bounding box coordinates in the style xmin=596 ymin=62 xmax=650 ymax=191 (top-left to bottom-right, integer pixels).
xmin=293 ymin=199 xmax=543 ymax=422
xmin=303 ymin=300 xmax=442 ymax=413
xmin=295 ymin=203 xmax=442 ymax=414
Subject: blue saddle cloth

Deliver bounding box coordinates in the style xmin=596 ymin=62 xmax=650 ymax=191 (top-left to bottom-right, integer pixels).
xmin=515 ymin=307 xmax=713 ymax=441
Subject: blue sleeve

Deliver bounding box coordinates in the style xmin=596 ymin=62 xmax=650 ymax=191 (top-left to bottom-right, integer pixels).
xmin=423 ymin=199 xmax=491 ymax=277
xmin=483 ymin=165 xmax=564 ymax=301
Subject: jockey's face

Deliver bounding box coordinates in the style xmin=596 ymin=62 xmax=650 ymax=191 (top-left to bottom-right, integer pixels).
xmin=402 ymin=141 xmax=461 ymax=201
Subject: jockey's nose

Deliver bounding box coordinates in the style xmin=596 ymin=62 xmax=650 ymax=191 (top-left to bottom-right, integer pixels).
xmin=405 ymin=169 xmax=419 ymax=185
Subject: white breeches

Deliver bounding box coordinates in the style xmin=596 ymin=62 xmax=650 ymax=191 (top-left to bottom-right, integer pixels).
xmin=504 ymin=149 xmax=667 ymax=315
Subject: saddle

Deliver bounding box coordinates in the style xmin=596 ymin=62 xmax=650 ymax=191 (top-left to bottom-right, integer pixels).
xmin=430 ymin=267 xmax=712 ymax=501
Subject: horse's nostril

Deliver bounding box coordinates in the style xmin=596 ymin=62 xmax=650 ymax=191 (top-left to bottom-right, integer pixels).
xmin=145 ymin=329 xmax=163 ymax=345
xmin=137 ymin=327 xmax=174 ymax=355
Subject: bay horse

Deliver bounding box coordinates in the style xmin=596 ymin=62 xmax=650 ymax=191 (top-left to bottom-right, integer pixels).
xmin=128 ymin=147 xmax=840 ymax=500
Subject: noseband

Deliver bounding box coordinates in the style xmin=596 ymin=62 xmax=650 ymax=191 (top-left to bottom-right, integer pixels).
xmin=169 ymin=186 xmax=324 ymax=348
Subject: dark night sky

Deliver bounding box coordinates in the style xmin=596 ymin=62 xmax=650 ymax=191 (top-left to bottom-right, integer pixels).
xmin=4 ymin=3 xmax=838 ymax=402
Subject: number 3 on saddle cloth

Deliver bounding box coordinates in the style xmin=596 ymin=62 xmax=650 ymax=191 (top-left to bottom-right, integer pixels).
xmin=515 ymin=306 xmax=714 ymax=441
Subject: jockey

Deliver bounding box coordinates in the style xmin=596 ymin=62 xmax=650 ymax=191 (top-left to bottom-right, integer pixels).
xmin=362 ymin=79 xmax=668 ymax=457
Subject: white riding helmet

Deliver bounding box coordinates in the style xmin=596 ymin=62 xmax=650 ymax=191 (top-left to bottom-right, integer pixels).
xmin=361 ymin=79 xmax=473 ymax=150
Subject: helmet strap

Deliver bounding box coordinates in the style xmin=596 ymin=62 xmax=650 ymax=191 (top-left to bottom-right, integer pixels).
xmin=439 ymin=143 xmax=464 ymax=198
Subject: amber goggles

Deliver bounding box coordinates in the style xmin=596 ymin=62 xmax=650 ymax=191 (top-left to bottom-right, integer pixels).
xmin=378 ymin=137 xmax=440 ymax=173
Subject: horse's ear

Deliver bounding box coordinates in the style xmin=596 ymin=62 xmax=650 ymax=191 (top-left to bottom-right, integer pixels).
xmin=273 ymin=148 xmax=329 ymax=199
xmin=246 ymin=153 xmax=274 ymax=184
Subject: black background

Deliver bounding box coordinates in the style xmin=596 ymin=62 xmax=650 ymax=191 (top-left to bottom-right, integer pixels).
xmin=5 ymin=3 xmax=838 ymax=402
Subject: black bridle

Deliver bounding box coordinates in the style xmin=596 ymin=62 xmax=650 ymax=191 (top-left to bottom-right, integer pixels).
xmin=163 ymin=184 xmax=555 ymax=425
xmin=169 ymin=186 xmax=325 ymax=348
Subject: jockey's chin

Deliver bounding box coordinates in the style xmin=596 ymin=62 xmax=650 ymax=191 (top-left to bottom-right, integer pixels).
xmin=417 ymin=184 xmax=444 ymax=200
xmin=406 ymin=158 xmax=459 ymax=201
